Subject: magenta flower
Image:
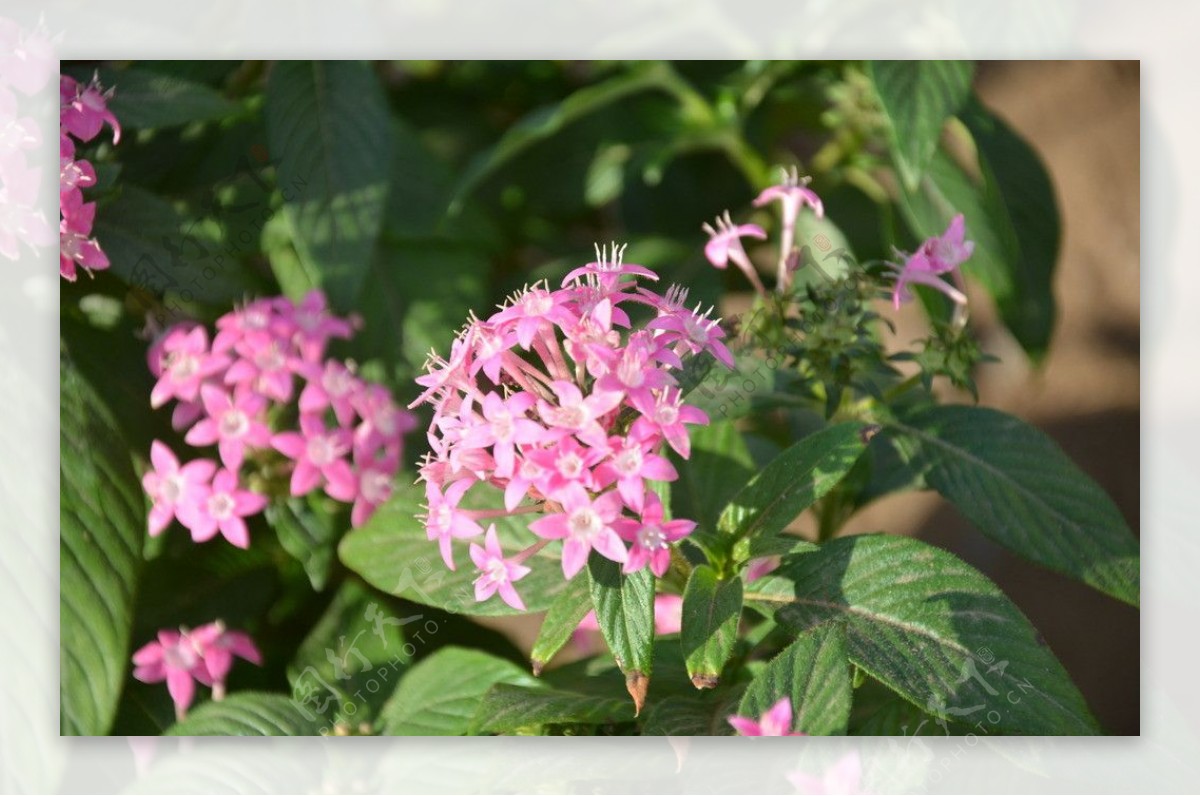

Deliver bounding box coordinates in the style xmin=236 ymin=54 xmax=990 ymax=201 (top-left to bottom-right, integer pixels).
xmin=131 ymin=628 xmax=210 ymax=721
xmin=529 ymin=483 xmax=626 ymax=578
xmin=271 ymin=414 xmax=353 ymax=497
xmin=59 ymin=74 xmax=121 ymax=144
xmin=613 ymin=493 xmax=695 ymax=576
xmin=469 ymin=524 xmax=532 ymax=610
xmin=537 ymin=380 xmax=623 ymax=448
xmin=728 ymin=697 xmax=804 ymax=736
xmin=703 ymin=211 xmax=768 ymax=297
xmin=645 ymin=302 xmax=735 ymax=369
xmin=298 ymin=359 xmax=362 ymax=427
xmin=188 ymin=620 xmax=262 ymax=698
xmin=185 ymin=384 xmax=271 ymax=470
xmin=491 ymin=282 xmax=578 ymax=349
xmin=58 ymin=190 xmax=108 ymax=281
xmin=141 ymin=441 xmax=216 ymax=537
xmin=178 ymin=468 xmax=268 ymax=548
xmin=225 ymin=336 xmax=299 ymax=403
xmin=630 ymin=388 xmax=709 ymax=458
xmin=753 ymin=167 xmax=824 ymax=292
xmin=595 ymin=432 xmax=677 ymax=513
xmin=149 ymin=325 xmax=229 ymax=409
xmin=890 ymin=213 xmax=974 ymax=310
xmin=287 ymin=289 xmax=356 ymax=361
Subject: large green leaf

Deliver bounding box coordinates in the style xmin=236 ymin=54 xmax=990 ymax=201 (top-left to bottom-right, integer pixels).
xmin=586 ymin=553 xmax=655 ymax=713
xmin=868 ymin=60 xmax=974 ymax=190
xmin=746 ymin=535 xmax=1100 ymax=735
xmin=960 ymin=94 xmax=1060 ymax=359
xmin=265 ymin=60 xmax=393 ymax=311
xmin=377 ymin=647 xmax=537 ymax=736
xmin=471 ymin=682 xmax=635 ymax=734
xmin=287 ymin=581 xmax=415 ymax=727
xmin=888 ymin=404 xmax=1139 ymax=606
xmin=530 ymin=576 xmax=593 ymax=675
xmin=711 ymin=422 xmax=867 ymax=554
xmin=165 ymin=693 xmax=325 ymax=736
xmin=60 ymin=356 xmax=144 ymax=736
xmin=674 ymin=419 xmax=755 ymax=537
xmin=338 ymin=480 xmax=575 ymax=616
xmin=738 ymin=622 xmax=852 ymax=735
xmin=99 ymin=67 xmax=239 ymax=130
xmin=680 ymin=565 xmax=742 ymax=688
xmin=448 ymin=62 xmax=676 ymax=212
xmin=266 ymin=495 xmax=340 ymax=591
xmin=640 ymin=692 xmax=740 ymax=736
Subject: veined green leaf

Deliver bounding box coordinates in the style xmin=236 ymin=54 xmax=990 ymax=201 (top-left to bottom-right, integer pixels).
xmin=165 ymin=693 xmax=324 ymax=736
xmin=738 ymin=622 xmax=852 ymax=735
xmin=586 ymin=553 xmax=655 ymax=714
xmin=530 ymin=576 xmax=593 ymax=675
xmin=99 ymin=67 xmax=239 ymax=129
xmin=680 ymin=565 xmax=742 ymax=688
xmin=472 ymin=682 xmax=635 ymax=734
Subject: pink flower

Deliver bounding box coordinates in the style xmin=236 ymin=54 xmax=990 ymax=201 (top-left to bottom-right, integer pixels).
xmin=189 ymin=620 xmax=262 ymax=694
xmin=298 ymin=359 xmax=361 ymax=427
xmin=352 ymin=383 xmax=416 ymax=458
xmin=653 ymin=593 xmax=684 ymax=635
xmin=141 ymin=440 xmax=216 ymax=537
xmin=537 ymin=380 xmax=623 ymax=448
xmin=529 ymin=483 xmax=626 ymax=578
xmin=0 ymin=20 xmax=55 ymax=96
xmin=613 ymin=493 xmax=694 ymax=576
xmin=890 ymin=213 xmax=974 ymax=310
xmin=60 ymin=74 xmax=121 ymax=144
xmin=339 ymin=452 xmax=399 ymax=528
xmin=492 ymin=282 xmax=577 ymax=349
xmin=287 ymin=289 xmax=356 ymax=361
xmin=753 ymin=167 xmax=823 ymax=292
xmin=271 ymin=414 xmax=353 ymax=497
xmin=461 ymin=392 xmax=548 ymax=479
xmin=58 ymin=189 xmax=108 ymax=281
xmin=225 ymin=335 xmax=299 ymax=403
xmin=131 ymin=628 xmax=210 ymax=721
xmin=469 ymin=524 xmax=532 ymax=610
xmin=728 ymin=697 xmax=804 ymax=736
xmin=185 ymin=384 xmax=271 ymax=470
xmin=631 ymin=388 xmax=709 ymax=458
xmin=0 ymin=147 xmax=53 ymax=261
xmin=646 ymin=303 xmax=735 ymax=370
xmin=178 ymin=468 xmax=268 ymax=548
xmin=418 ymin=480 xmax=485 ymax=569
xmin=703 ymin=212 xmax=768 ymax=297
xmin=149 ymin=326 xmax=229 ymax=408
xmin=595 ymin=432 xmax=678 ymax=512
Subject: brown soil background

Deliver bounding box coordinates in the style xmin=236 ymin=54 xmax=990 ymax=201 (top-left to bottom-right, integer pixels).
xmin=482 ymin=61 xmax=1142 ymax=735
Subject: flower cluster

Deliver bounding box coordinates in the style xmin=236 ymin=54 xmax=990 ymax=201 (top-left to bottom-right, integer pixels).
xmin=412 ymin=244 xmax=732 ymax=610
xmin=131 ymin=621 xmax=260 ymax=720
xmin=59 ymin=73 xmax=120 ymax=281
xmin=0 ymin=18 xmax=55 ymax=262
xmin=143 ymin=290 xmax=417 ymax=547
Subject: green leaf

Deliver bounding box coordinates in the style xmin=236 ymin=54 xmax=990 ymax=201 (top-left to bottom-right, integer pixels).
xmin=266 ymin=495 xmax=339 ymax=591
xmin=378 ymin=647 xmax=537 ymax=736
xmin=99 ymin=67 xmax=239 ymax=129
xmin=640 ymin=692 xmax=740 ymax=736
xmin=60 ymin=356 xmax=144 ymax=735
xmin=960 ymin=94 xmax=1060 ymax=359
xmin=338 ymin=480 xmax=575 ymax=616
xmin=867 ymin=60 xmax=974 ymax=190
xmin=448 ymin=62 xmax=675 ymax=212
xmin=472 ymin=682 xmax=635 ymax=734
xmin=586 ymin=553 xmax=655 ymax=714
xmin=738 ymin=622 xmax=852 ymax=735
xmin=530 ymin=576 xmax=593 ymax=675
xmin=288 ymin=581 xmax=416 ymax=726
xmin=680 ymin=565 xmax=742 ymax=688
xmin=713 ymin=422 xmax=867 ymax=554
xmin=675 ymin=419 xmax=755 ymax=536
xmin=164 ymin=693 xmax=325 ymax=736
xmin=265 ymin=61 xmax=393 ymax=310
xmin=888 ymin=404 xmax=1139 ymax=606
xmin=746 ymin=534 xmax=1100 ymax=735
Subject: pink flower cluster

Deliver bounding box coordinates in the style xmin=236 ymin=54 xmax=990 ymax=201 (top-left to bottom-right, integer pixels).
xmin=412 ymin=244 xmax=733 ymax=610
xmin=59 ymin=73 xmax=120 ymax=281
xmin=143 ymin=291 xmax=417 ymax=547
xmin=132 ymin=620 xmax=261 ymax=721
xmin=0 ymin=18 xmax=55 ymax=262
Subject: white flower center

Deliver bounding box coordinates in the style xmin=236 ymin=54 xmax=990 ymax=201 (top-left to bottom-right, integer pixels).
xmin=614 ymin=447 xmax=642 ymax=477
xmin=491 ymin=409 xmax=514 ymax=442
xmin=164 ymin=643 xmax=199 ymax=670
xmin=557 ymin=452 xmax=584 ymax=479
xmin=208 ymin=491 xmax=236 ymax=521
xmin=547 ymin=404 xmax=586 ymax=429
xmin=567 ymin=507 xmax=602 ymax=540
xmin=484 ymin=558 xmax=508 ymax=585
xmin=324 ymin=368 xmax=353 ymax=397
xmin=361 ymin=471 xmax=392 ymax=504
xmin=256 ymin=344 xmax=286 ymax=371
xmin=637 ymin=525 xmax=668 ymax=551
xmin=221 ymin=409 xmax=249 ymax=438
xmin=654 ymin=404 xmax=679 ymax=426
xmin=519 ymin=458 xmax=544 ymax=480
xmin=522 ymin=291 xmax=552 ymax=316
xmin=161 ymin=473 xmax=184 ymax=504
xmin=168 ymin=352 xmax=198 ymax=380
xmin=306 ymin=434 xmax=337 ymax=466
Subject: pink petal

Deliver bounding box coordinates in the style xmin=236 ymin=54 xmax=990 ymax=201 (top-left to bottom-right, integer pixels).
xmin=219 ymin=516 xmax=250 ymax=549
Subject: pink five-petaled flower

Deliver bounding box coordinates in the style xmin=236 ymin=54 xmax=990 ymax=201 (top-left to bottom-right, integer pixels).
xmin=298 ymin=359 xmax=361 ymax=427
xmin=188 ymin=620 xmax=262 ymax=698
xmin=141 ymin=440 xmax=216 ymax=537
xmin=271 ymin=414 xmax=353 ymax=497
xmin=630 ymin=388 xmax=709 ymax=458
xmin=646 ymin=303 xmax=735 ymax=370
xmin=325 ymin=450 xmax=398 ymax=528
xmin=595 ymin=432 xmax=678 ymax=513
xmin=149 ymin=325 xmax=229 ymax=409
xmin=613 ymin=492 xmax=695 ymax=576
xmin=58 ymin=189 xmax=109 ymax=281
xmin=469 ymin=524 xmax=532 ymax=610
xmin=753 ymin=166 xmax=824 ymax=292
xmin=131 ymin=628 xmax=210 ymax=721
xmin=728 ymin=697 xmax=805 ymax=736
xmin=891 ymin=213 xmax=974 ymax=310
xmin=185 ymin=384 xmax=271 ymax=470
xmin=537 ymin=380 xmax=623 ymax=448
xmin=461 ymin=391 xmax=547 ymax=479
xmin=491 ymin=282 xmax=577 ymax=349
xmin=420 ymin=480 xmax=486 ymax=570
xmin=529 ymin=483 xmax=626 ymax=578
xmin=178 ymin=468 xmax=268 ymax=548
xmin=703 ymin=211 xmax=768 ymax=297
xmin=60 ymin=74 xmax=121 ymax=144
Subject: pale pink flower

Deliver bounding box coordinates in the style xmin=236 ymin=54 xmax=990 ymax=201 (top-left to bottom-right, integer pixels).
xmin=225 ymin=335 xmax=299 ymax=403
xmin=271 ymin=414 xmax=353 ymax=497
xmin=630 ymin=388 xmax=709 ymax=458
xmin=890 ymin=213 xmax=974 ymax=310
xmin=141 ymin=440 xmax=216 ymax=537
xmin=131 ymin=628 xmax=210 ymax=721
xmin=189 ymin=620 xmax=262 ymax=694
xmin=529 ymin=483 xmax=626 ymax=578
xmin=352 ymin=382 xmax=416 ymax=458
xmin=595 ymin=432 xmax=677 ymax=513
xmin=537 ymin=380 xmax=623 ymax=448
xmin=469 ymin=524 xmax=532 ymax=610
xmin=524 ymin=436 xmax=606 ymax=496
xmin=149 ymin=326 xmax=229 ymax=408
xmin=298 ymin=359 xmax=362 ymax=427
xmin=0 ymin=148 xmax=53 ymax=261
xmin=0 ymin=20 xmax=55 ymax=96
xmin=753 ymin=167 xmax=823 ymax=292
xmin=461 ymin=391 xmax=547 ymax=479
xmin=560 ymin=242 xmax=658 ymax=292
xmin=703 ymin=211 xmax=768 ymax=297
xmin=287 ymin=289 xmax=356 ymax=361
xmin=178 ymin=468 xmax=268 ymax=548
xmin=728 ymin=697 xmax=804 ymax=736
xmin=345 ymin=452 xmax=399 ymax=528
xmin=212 ymin=297 xmax=280 ymax=354
xmin=417 ymin=479 xmax=485 ymax=569
xmin=613 ymin=493 xmax=695 ymax=576
xmin=185 ymin=384 xmax=271 ymax=470
xmin=491 ymin=282 xmax=577 ymax=349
